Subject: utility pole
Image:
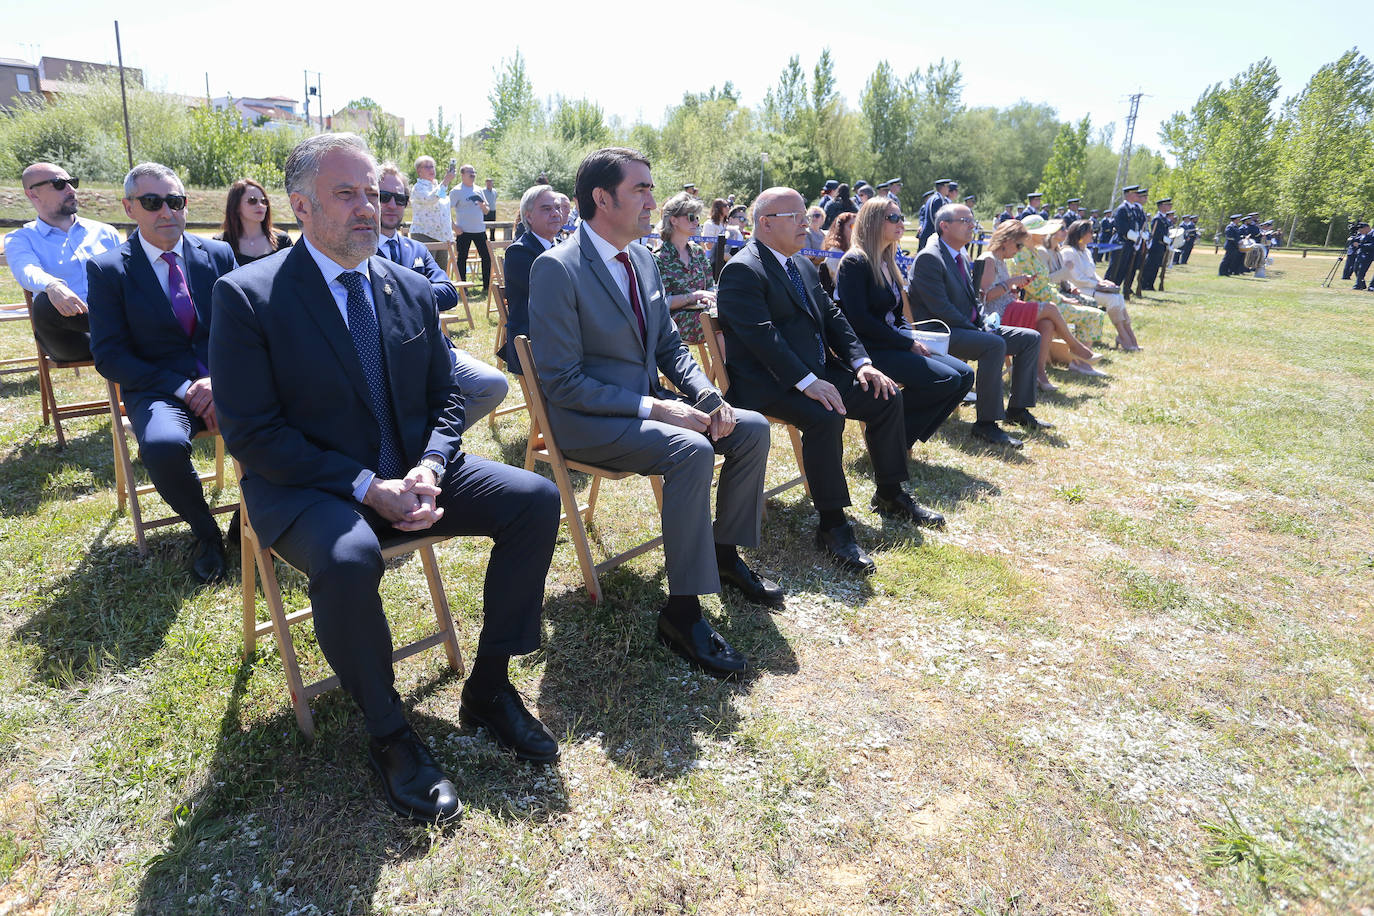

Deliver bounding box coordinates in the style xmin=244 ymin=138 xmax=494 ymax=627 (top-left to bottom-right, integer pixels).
xmin=303 ymin=70 xmax=310 ymax=129
xmin=1110 ymin=93 xmax=1143 ymax=205
xmin=114 ymin=21 xmax=133 ymax=169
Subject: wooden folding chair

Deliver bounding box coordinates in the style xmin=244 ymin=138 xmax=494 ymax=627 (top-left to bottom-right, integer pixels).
xmin=26 ymin=291 xmax=107 ymax=448
xmin=700 ymin=312 xmax=809 ymax=499
xmin=419 ymin=239 xmax=459 ymax=281
xmin=487 ymin=282 xmax=527 ymax=429
xmin=0 ymin=299 xmax=40 ymax=380
xmin=106 ymin=379 xmax=234 ymax=556
xmin=441 ymin=282 xmax=478 ymax=335
xmin=513 ymin=336 xmax=666 ymax=603
xmin=235 ymin=460 xmax=464 ymax=739
xmin=487 ymin=242 xmax=511 ymax=317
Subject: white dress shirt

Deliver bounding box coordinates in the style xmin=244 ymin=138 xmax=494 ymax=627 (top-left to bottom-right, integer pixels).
xmin=136 ymin=233 xmax=200 ymax=399
xmin=581 ymin=222 xmax=660 ymax=418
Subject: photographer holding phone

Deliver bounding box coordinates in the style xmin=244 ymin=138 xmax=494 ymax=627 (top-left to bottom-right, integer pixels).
xmin=448 ymin=164 xmax=493 ymax=290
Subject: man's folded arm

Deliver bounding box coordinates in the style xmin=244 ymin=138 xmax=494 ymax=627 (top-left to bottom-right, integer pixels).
xmin=210 ymin=276 xmax=369 ymax=496
xmin=528 ymin=256 xmax=643 ymax=416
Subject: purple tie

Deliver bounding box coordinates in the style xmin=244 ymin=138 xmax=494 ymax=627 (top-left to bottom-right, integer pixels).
xmin=161 ymin=251 xmax=207 ymax=376
xmin=955 ymin=251 xmax=977 ymax=323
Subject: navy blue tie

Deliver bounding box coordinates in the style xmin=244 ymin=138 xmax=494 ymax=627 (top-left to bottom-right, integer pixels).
xmin=338 ymin=271 xmax=404 ymax=479
xmin=785 ymin=257 xmax=826 ymax=364
xmin=388 ymin=237 xmax=401 ymax=263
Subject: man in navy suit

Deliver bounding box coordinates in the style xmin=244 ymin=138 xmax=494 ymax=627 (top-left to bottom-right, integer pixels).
xmin=87 ymin=163 xmax=238 ymax=582
xmin=499 ymin=184 xmax=563 ymax=374
xmin=210 ymin=134 xmax=561 ymax=822
xmin=375 ymin=162 xmax=508 ymax=423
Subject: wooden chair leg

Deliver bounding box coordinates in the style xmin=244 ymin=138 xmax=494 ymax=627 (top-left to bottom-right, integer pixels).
xmin=213 ymin=433 xmax=225 ymax=488
xmin=257 ymin=547 xmax=315 ymax=738
xmin=550 ymin=456 xmax=603 ymax=603
xmin=419 ymin=545 xmax=464 ymax=675
xmin=583 ymin=474 xmax=602 ymax=525
xmin=649 ymin=475 xmax=665 ymax=512
xmin=242 ymin=523 xmax=258 ymax=659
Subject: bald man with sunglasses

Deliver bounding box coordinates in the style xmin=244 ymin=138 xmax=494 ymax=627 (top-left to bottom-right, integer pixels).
xmin=5 ymin=163 xmax=120 ymax=362
xmin=87 ymin=162 xmax=239 ymax=583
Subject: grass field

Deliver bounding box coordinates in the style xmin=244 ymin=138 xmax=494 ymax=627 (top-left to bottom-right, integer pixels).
xmin=0 ymin=249 xmax=1371 ymax=915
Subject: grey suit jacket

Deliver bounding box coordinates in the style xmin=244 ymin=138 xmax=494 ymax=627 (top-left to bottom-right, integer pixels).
xmin=527 ymin=226 xmax=714 ymax=452
xmin=907 ymin=233 xmax=982 ymax=333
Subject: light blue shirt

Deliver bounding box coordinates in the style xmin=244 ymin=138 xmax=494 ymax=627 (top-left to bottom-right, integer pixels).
xmin=4 ymin=215 xmax=120 ymax=300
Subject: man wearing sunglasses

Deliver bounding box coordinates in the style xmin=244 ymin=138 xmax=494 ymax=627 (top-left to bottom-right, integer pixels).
xmin=86 ymin=163 xmax=239 ymax=582
xmin=5 ymin=163 xmax=120 ymax=363
xmin=375 ymin=162 xmax=508 ymax=424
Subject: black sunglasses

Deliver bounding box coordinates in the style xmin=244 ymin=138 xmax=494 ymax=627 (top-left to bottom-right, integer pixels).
xmin=28 ymin=177 xmax=79 ymax=191
xmin=883 ymin=213 xmax=905 ymax=224
xmin=379 ymin=191 xmax=410 ymax=206
xmin=242 ymin=195 xmax=268 ymax=206
xmin=132 ymin=193 xmax=187 ymax=212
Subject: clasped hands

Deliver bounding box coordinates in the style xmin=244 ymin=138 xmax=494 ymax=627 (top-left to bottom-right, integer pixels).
xmin=364 ymin=466 xmax=444 ymax=532
xmin=648 ymin=396 xmax=735 ymax=441
xmin=802 ymin=364 xmax=897 ymax=415
xmin=182 ymin=377 xmax=218 ymax=433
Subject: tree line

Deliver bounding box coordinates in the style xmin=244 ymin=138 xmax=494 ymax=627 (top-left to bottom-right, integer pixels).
xmin=2 ymin=47 xmax=1368 ymax=243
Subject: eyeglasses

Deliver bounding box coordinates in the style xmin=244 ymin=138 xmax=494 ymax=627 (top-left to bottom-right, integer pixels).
xmin=678 ymin=213 xmax=699 ymax=223
xmin=243 ymin=195 xmax=268 ymax=206
xmin=760 ymin=211 xmax=804 ymax=221
xmin=28 ymin=177 xmax=79 ymax=191
xmin=378 ymin=191 xmax=410 ymax=206
xmin=950 ymin=217 xmax=977 ymax=225
xmin=883 ymin=213 xmax=905 ymax=224
xmin=131 ymin=193 xmax=187 ymax=212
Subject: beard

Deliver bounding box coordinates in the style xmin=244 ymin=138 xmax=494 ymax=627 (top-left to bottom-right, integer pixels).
xmin=57 ymin=198 xmax=78 ymax=217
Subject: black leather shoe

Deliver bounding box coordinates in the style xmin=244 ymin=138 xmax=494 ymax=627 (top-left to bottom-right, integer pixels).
xmin=459 ymin=684 xmax=560 ymax=763
xmin=1006 ymin=408 xmax=1055 ymax=430
xmin=815 ymin=523 xmax=877 ymax=575
xmin=367 ymin=727 xmax=461 ymax=823
xmin=970 ymin=421 xmax=1023 ymax=449
xmin=191 ymin=536 xmax=227 ymax=584
xmin=656 ymin=613 xmax=748 ymax=679
xmin=870 ymin=491 xmax=945 ymax=529
xmin=718 ymin=554 xmax=785 ymax=606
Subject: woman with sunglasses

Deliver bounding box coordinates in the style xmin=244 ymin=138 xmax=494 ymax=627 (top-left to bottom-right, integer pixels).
xmin=216 ymin=178 xmax=292 ymax=267
xmin=836 ymin=198 xmax=974 ymax=452
xmin=653 ymin=191 xmax=715 ymax=345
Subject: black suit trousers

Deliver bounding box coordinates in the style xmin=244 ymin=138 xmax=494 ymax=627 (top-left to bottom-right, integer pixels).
xmin=867 ymin=348 xmax=974 ymax=447
xmin=30 ymin=291 xmax=93 ymax=362
xmin=757 ymin=366 xmax=909 ymax=512
xmin=271 ymin=454 xmax=560 ymax=738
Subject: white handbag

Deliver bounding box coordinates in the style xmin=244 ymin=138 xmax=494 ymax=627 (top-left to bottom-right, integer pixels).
xmin=909 ymin=319 xmax=951 ymax=356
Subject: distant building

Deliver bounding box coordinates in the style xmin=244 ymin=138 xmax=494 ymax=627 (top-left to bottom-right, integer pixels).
xmin=0 ymin=57 xmax=41 ymax=112
xmin=38 ymin=56 xmax=144 ymax=96
xmin=212 ymin=95 xmax=302 ymax=130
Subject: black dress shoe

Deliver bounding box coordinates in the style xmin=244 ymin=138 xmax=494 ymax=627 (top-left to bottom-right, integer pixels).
xmin=970 ymin=421 xmax=1024 ymax=449
xmin=656 ymin=613 xmax=748 ymax=679
xmin=191 ymin=536 xmax=227 ymax=584
xmin=870 ymin=491 xmax=945 ymax=529
xmin=459 ymin=683 xmax=560 ymax=763
xmin=718 ymin=554 xmax=785 ymax=606
xmin=1006 ymin=408 xmax=1055 ymax=430
xmin=815 ymin=523 xmax=877 ymax=575
xmin=368 ymin=727 xmax=462 ymax=822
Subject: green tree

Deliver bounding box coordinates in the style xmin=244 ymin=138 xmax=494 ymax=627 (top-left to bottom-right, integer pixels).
xmin=1274 ymin=48 xmax=1374 ymax=241
xmin=551 ymin=97 xmax=609 ymax=146
xmin=1039 ymin=116 xmax=1091 ymax=204
xmin=487 ymin=50 xmax=538 ymax=144
xmin=861 ymin=60 xmax=912 ymax=185
xmin=407 ymin=107 xmax=455 ymax=168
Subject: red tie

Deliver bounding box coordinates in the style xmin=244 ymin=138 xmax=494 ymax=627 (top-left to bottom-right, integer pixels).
xmin=613 ymin=251 xmax=646 ymax=343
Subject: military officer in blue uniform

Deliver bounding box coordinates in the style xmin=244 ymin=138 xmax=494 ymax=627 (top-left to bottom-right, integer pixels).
xmin=1105 ymin=187 xmax=1140 ymax=288
xmin=1019 ymin=192 xmax=1046 ymax=221
xmin=995 ymin=203 xmax=1016 ymax=226
xmin=1140 ymin=197 xmax=1174 ymax=290
xmin=917 ymin=178 xmax=956 ymax=248
xmin=1351 ymin=222 xmax=1374 ymax=290
xmin=1219 ymin=214 xmax=1246 ymax=276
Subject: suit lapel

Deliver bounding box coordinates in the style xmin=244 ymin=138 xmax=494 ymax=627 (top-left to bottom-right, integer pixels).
xmin=124 ymin=231 xmax=171 ymax=315
xmin=578 ymin=229 xmax=644 ymax=353
xmin=759 ymin=243 xmax=820 ymax=327
xmin=181 ymin=234 xmax=214 ymax=327
xmin=289 ymin=245 xmax=373 ymax=409
xmin=371 ymin=259 xmax=406 ymax=420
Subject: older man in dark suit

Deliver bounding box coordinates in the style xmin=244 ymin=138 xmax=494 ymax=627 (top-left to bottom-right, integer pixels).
xmin=499 ymin=184 xmax=563 ymax=374
xmin=87 ymin=163 xmax=238 ymax=581
xmin=529 ymin=147 xmax=778 ymax=681
xmin=717 ymin=186 xmax=938 ymax=578
xmin=211 ymin=134 xmax=562 ymax=823
xmin=907 ymin=203 xmax=1046 ymax=449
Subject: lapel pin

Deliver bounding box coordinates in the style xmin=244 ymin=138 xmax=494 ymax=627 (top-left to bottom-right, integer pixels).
xmin=383 ymin=283 xmax=392 ymax=296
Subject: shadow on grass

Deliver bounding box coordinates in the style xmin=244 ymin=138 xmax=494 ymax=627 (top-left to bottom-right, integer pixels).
xmin=10 ymin=522 xmax=213 ymax=686
xmin=937 ymin=419 xmax=1033 ymax=464
xmin=534 ymin=565 xmax=787 ymax=783
xmin=0 ymin=424 xmax=119 ymax=516
xmin=0 ymin=373 xmax=40 ymax=400
xmin=134 ymin=666 xmax=569 ymax=915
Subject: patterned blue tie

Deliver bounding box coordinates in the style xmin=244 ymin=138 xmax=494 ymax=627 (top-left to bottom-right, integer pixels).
xmin=338 ymin=271 xmax=404 ymax=479
xmin=785 ymin=257 xmax=826 ymax=364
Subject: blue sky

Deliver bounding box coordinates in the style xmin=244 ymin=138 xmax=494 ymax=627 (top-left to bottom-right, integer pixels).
xmin=3 ymin=0 xmax=1365 ymax=159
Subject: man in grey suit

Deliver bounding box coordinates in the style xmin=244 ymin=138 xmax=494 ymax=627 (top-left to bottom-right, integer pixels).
xmin=528 ymin=147 xmax=778 ymax=680
xmin=907 ymin=203 xmax=1049 ymax=448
